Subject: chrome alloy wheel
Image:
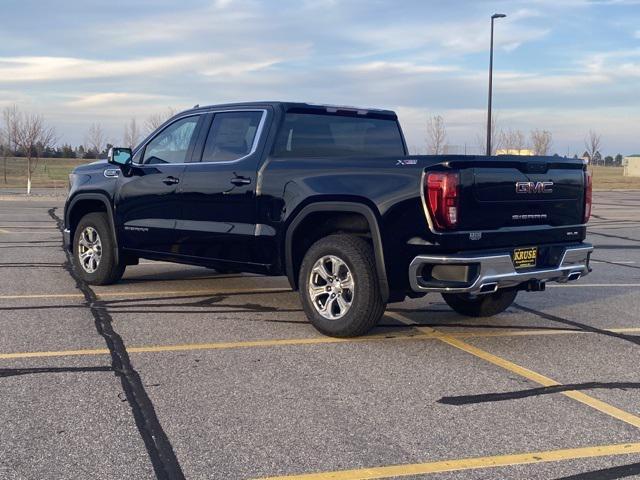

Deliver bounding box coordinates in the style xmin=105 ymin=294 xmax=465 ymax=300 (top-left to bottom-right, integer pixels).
xmin=77 ymin=226 xmax=102 ymax=274
xmin=308 ymin=255 xmax=354 ymax=320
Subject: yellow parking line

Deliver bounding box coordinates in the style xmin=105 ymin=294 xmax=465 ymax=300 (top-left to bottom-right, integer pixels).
xmin=449 ymin=327 xmax=640 ymax=338
xmin=388 ymin=312 xmax=640 ymax=430
xmin=3 ymin=324 xmax=640 ymax=361
xmin=2 ymin=284 xmax=639 ymax=302
xmin=257 ymin=442 xmax=640 ymax=479
xmin=0 ymin=332 xmax=432 ymax=360
xmin=0 ymin=287 xmax=291 ymax=300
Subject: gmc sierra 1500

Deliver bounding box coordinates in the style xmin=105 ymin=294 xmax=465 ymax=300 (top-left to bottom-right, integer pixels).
xmin=64 ymin=102 xmax=593 ymax=337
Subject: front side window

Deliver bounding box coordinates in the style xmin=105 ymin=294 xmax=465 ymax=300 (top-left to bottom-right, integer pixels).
xmin=143 ymin=116 xmax=199 ymax=164
xmin=201 ymin=111 xmax=263 ymax=162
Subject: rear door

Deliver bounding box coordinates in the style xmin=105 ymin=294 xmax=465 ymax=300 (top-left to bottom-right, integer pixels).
xmin=175 ymin=109 xmax=269 ymax=268
xmin=115 ymin=114 xmax=203 ymax=253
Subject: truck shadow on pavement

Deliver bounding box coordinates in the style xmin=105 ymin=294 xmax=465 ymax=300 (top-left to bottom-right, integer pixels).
xmin=0 ymin=366 xmax=112 ymax=378
xmin=439 ymin=381 xmax=640 ymax=405
xmin=552 ymin=461 xmax=640 ymax=480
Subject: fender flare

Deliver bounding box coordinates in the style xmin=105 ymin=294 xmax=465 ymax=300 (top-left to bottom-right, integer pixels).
xmin=285 ymin=202 xmax=389 ymax=302
xmin=65 ymin=193 xmax=120 ymax=265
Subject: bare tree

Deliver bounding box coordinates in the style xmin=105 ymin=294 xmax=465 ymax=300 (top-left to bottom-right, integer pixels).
xmin=500 ymin=129 xmax=527 ymax=154
xmin=584 ymin=130 xmax=602 ymax=166
xmin=85 ymin=123 xmax=106 ymax=158
xmin=476 ymin=115 xmax=501 ymax=155
xmin=145 ymin=107 xmax=177 ymax=133
xmin=1 ymin=105 xmax=20 ymax=184
xmin=13 ymin=110 xmax=56 ymax=194
xmin=123 ymin=118 xmax=140 ymax=149
xmin=426 ymin=115 xmax=448 ymax=155
xmin=530 ymin=129 xmax=553 ymax=156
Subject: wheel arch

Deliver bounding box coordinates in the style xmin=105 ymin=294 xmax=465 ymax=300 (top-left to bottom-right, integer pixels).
xmin=284 ymin=202 xmax=389 ymax=302
xmin=65 ymin=193 xmax=119 ymax=264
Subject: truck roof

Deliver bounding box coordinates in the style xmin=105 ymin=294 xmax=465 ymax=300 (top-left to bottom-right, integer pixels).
xmin=185 ymin=101 xmax=398 ymax=118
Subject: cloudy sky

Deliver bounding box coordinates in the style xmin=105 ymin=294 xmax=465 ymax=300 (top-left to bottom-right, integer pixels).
xmin=1 ymin=0 xmax=639 ymax=155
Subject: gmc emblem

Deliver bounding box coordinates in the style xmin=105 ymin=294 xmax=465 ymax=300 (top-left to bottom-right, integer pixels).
xmin=515 ymin=181 xmax=553 ymax=194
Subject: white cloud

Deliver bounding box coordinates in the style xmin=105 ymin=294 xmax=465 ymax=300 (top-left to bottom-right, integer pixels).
xmin=346 ymin=61 xmax=459 ymax=75
xmin=0 ymin=52 xmax=285 ymax=83
xmin=0 ymin=54 xmax=206 ymax=82
xmin=67 ymin=92 xmax=176 ymax=108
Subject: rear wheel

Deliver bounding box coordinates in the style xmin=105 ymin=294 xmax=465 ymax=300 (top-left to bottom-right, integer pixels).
xmin=72 ymin=212 xmax=125 ymax=285
xmin=442 ymin=289 xmax=517 ymax=317
xmin=299 ymin=234 xmax=385 ymax=337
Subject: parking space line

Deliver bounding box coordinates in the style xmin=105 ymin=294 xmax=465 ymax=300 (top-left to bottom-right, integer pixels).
xmin=388 ymin=312 xmax=640 ymax=430
xmin=0 ymin=287 xmax=292 ymax=300
xmin=3 ymin=325 xmax=640 ymax=361
xmin=4 ymin=283 xmax=640 ymax=301
xmin=0 ymin=332 xmax=432 ymax=360
xmin=257 ymin=442 xmax=640 ymax=479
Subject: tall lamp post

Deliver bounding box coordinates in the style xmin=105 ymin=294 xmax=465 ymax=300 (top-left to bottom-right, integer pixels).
xmin=486 ymin=13 xmax=506 ymax=156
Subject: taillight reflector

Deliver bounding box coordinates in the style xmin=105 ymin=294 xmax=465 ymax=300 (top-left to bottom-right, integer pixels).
xmin=426 ymin=172 xmax=459 ymax=230
xmin=584 ymin=170 xmax=592 ymax=223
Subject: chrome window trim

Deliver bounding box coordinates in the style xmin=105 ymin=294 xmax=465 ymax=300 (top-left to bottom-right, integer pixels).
xmin=132 ymin=109 xmax=268 ymax=168
xmin=194 ymin=109 xmax=268 ymax=165
xmin=135 ymin=113 xmax=203 ymax=166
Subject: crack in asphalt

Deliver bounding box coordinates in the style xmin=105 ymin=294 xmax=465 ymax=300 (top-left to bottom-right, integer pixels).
xmin=48 ymin=207 xmax=185 ymax=480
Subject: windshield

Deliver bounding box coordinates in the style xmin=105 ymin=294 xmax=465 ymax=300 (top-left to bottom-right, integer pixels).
xmin=272 ymin=112 xmax=405 ymax=158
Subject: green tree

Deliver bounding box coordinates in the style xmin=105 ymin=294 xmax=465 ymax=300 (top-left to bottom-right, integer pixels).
xmin=615 ymin=153 xmax=623 ymax=166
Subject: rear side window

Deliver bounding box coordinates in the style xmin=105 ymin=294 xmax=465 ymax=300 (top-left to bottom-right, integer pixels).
xmin=201 ymin=111 xmax=263 ymax=162
xmin=272 ymin=113 xmax=405 ymax=158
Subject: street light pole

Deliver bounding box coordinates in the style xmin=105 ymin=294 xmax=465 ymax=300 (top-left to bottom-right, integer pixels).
xmin=486 ymin=13 xmax=506 ymax=156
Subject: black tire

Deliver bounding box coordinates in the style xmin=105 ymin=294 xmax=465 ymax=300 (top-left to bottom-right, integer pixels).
xmin=298 ymin=234 xmax=385 ymax=337
xmin=442 ymin=289 xmax=517 ymax=317
xmin=72 ymin=212 xmax=125 ymax=285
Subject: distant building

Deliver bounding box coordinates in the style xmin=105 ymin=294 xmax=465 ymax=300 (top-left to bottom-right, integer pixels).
xmin=623 ymin=154 xmax=640 ymax=177
xmin=496 ymin=148 xmax=535 ymax=156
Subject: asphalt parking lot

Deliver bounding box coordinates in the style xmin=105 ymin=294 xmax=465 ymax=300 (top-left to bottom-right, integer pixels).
xmin=1 ymin=190 xmax=640 ymax=479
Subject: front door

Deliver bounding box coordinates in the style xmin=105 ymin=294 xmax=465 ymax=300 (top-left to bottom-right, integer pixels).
xmin=175 ymin=109 xmax=269 ymax=270
xmin=115 ymin=114 xmax=202 ymax=254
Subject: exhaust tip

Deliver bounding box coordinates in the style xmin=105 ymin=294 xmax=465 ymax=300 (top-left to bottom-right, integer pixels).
xmin=479 ymin=282 xmax=499 ymax=293
xmin=567 ymin=272 xmax=582 ymax=282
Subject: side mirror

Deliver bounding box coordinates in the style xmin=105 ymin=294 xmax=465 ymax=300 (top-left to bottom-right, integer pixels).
xmin=108 ymin=147 xmax=132 ymax=166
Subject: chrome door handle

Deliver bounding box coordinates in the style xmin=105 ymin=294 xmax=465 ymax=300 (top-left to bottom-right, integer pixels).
xmin=230 ymin=176 xmax=251 ymax=186
xmin=163 ymin=176 xmax=180 ymax=185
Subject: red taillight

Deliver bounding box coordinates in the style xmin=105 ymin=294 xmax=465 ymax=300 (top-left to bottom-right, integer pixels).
xmin=426 ymin=172 xmax=459 ymax=230
xmin=583 ymin=170 xmax=592 ymax=223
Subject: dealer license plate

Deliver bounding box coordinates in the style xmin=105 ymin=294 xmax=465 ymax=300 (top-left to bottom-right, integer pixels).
xmin=513 ymin=247 xmax=538 ymax=269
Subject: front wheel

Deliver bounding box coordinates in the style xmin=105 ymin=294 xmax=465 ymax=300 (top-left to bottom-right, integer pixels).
xmin=72 ymin=212 xmax=125 ymax=285
xmin=298 ymin=234 xmax=385 ymax=337
xmin=442 ymin=289 xmax=517 ymax=317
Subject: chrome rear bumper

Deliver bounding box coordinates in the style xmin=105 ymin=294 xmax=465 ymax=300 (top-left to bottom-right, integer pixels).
xmin=409 ymin=245 xmax=593 ymax=295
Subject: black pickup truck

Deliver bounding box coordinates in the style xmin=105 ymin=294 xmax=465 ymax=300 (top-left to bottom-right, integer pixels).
xmin=64 ymin=102 xmax=593 ymax=337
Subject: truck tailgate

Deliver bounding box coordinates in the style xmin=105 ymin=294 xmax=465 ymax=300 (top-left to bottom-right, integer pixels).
xmin=455 ymin=158 xmax=586 ymax=231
